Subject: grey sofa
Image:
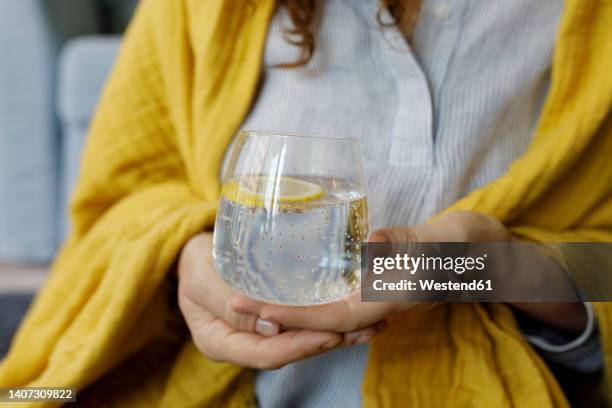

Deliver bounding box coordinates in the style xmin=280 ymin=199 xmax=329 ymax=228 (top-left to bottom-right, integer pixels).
xmin=0 ymin=0 xmax=136 ymax=263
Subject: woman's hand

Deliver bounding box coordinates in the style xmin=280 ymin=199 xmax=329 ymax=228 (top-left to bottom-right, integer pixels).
xmin=177 ymin=233 xmax=385 ymax=369
xmin=178 ymin=233 xmax=343 ymax=369
xmin=231 ymin=211 xmax=587 ymax=335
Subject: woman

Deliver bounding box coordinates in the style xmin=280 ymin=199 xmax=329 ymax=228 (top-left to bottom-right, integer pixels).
xmin=1 ymin=0 xmax=611 ymax=406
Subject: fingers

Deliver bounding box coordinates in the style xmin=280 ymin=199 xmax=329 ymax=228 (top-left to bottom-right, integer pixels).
xmin=369 ymin=227 xmax=418 ymax=243
xmin=189 ymin=305 xmax=343 ymax=370
xmin=255 ymin=319 xmax=280 ymax=337
xmin=230 ymin=293 xmax=392 ymax=339
xmin=185 ymin=293 xmax=385 ymax=370
xmin=225 ymin=296 xmax=280 ymax=336
xmin=227 ymin=294 xmax=267 ymax=316
xmin=179 ymin=234 xmax=391 ymax=369
xmin=255 ymin=291 xmax=397 ymax=333
xmin=179 ymin=235 xmax=278 ymax=336
xmin=218 ymin=329 xmax=342 ymax=369
xmin=368 ymin=215 xmax=460 ymax=243
xmin=184 ymin=286 xmax=278 ymax=336
xmin=178 ymin=234 xmax=233 ymax=318
xmin=369 ymin=211 xmax=511 ymax=244
xmin=341 ymin=320 xmax=388 ymax=346
xmin=229 ymin=295 xmax=387 ymax=338
xmin=233 ymin=291 xmax=396 ymax=333
xmin=223 ymin=300 xmax=279 ymax=336
xmin=369 ymin=224 xmax=443 ymax=243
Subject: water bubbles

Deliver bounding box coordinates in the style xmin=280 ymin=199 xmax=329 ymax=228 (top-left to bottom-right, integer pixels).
xmin=212 ymin=180 xmax=368 ymax=305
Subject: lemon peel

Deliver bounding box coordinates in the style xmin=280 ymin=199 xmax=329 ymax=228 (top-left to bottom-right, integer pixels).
xmin=222 ymin=176 xmax=324 ymax=208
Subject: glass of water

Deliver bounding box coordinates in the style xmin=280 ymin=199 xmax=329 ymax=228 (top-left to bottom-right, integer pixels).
xmin=212 ymin=130 xmax=368 ymax=306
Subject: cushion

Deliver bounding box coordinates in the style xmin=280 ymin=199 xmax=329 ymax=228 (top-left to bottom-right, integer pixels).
xmin=57 ymin=36 xmax=121 ymax=239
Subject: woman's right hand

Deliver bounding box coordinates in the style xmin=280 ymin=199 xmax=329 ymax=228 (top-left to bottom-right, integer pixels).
xmin=178 ymin=232 xmax=380 ymax=369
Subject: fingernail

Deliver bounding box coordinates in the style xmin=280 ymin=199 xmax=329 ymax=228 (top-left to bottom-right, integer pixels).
xmin=355 ymin=334 xmax=374 ymax=344
xmin=368 ymin=231 xmax=391 ymax=243
xmin=322 ymin=339 xmax=341 ymax=350
xmin=345 ymin=332 xmax=361 ymax=343
xmin=255 ymin=319 xmax=279 ymax=337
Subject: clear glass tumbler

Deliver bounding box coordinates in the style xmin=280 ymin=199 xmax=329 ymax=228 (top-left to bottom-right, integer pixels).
xmin=213 ymin=130 xmax=368 ymax=305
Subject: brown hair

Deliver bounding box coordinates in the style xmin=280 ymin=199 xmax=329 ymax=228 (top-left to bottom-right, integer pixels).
xmin=277 ymin=0 xmax=422 ymax=67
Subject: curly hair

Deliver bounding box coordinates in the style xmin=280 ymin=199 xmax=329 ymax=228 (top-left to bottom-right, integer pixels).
xmin=277 ymin=0 xmax=422 ymax=67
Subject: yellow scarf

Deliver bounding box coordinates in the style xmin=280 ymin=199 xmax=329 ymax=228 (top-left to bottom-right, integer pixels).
xmin=1 ymin=0 xmax=611 ymax=406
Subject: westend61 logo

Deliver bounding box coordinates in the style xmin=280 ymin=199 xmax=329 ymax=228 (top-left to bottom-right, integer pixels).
xmin=372 ymin=253 xmax=488 ymax=275
xmin=360 ymin=242 xmax=609 ymax=302
xmin=367 ymin=252 xmax=493 ymax=295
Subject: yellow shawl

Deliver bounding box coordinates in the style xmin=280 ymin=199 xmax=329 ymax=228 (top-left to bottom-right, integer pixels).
xmin=1 ymin=0 xmax=611 ymax=406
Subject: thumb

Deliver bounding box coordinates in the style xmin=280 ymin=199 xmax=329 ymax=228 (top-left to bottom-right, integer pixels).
xmin=369 ymin=213 xmax=473 ymax=243
xmin=224 ymin=296 xmax=280 ymax=337
xmin=369 ymin=226 xmax=423 ymax=243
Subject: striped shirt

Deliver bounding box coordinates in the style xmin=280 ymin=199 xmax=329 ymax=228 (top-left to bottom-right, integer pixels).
xmin=226 ymin=0 xmax=601 ymax=406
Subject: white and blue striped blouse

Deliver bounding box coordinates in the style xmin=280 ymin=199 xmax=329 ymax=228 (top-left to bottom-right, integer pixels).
xmin=227 ymin=0 xmax=601 ymax=406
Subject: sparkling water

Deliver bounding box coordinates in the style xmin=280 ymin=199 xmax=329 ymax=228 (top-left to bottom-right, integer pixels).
xmin=213 ymin=177 xmax=368 ymax=305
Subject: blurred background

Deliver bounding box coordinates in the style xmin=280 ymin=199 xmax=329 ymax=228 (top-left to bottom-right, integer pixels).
xmin=0 ymin=0 xmax=138 ymax=358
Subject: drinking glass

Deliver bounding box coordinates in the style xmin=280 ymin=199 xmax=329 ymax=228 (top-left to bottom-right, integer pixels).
xmin=213 ymin=130 xmax=368 ymax=306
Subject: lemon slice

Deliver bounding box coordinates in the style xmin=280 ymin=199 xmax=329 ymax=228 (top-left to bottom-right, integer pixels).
xmin=222 ymin=176 xmax=324 ymax=207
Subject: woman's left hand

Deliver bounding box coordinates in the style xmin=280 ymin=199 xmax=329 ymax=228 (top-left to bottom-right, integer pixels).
xmin=231 ymin=211 xmax=586 ymax=337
